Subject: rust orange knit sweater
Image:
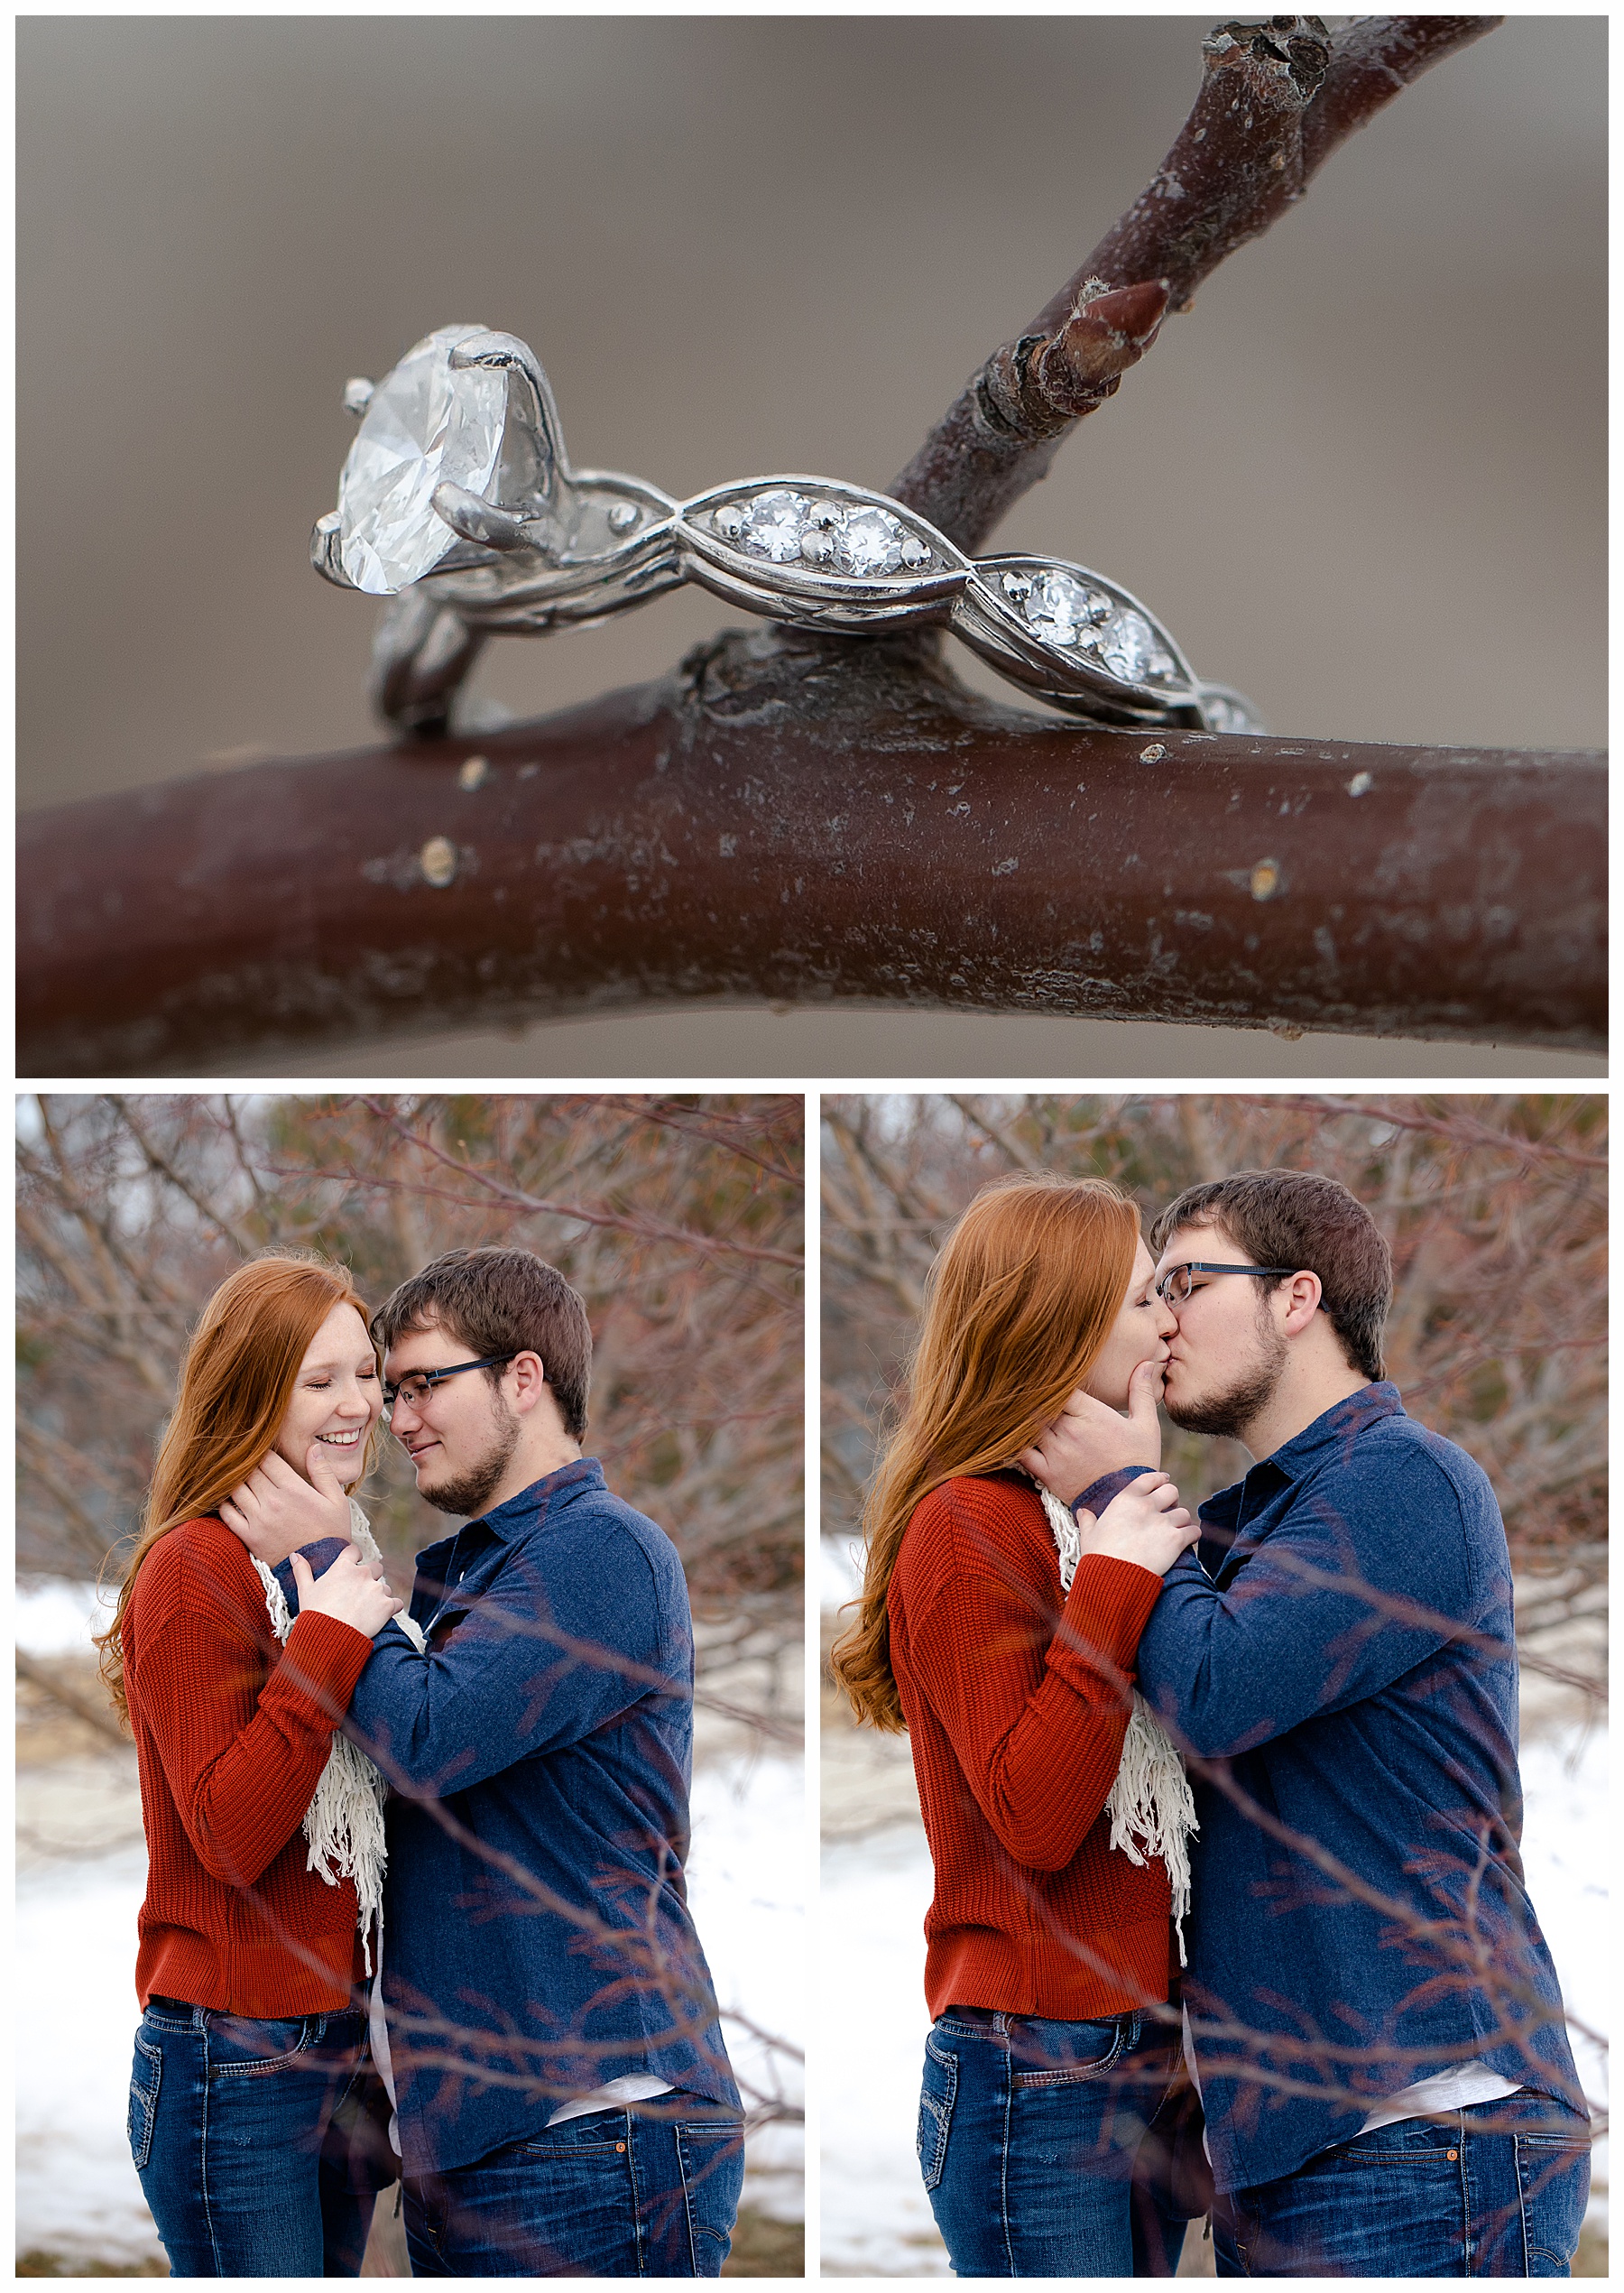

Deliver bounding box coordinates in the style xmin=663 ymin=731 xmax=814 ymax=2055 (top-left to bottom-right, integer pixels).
xmin=888 ymin=1470 xmax=1176 ymax=2020
xmin=123 ymin=1515 xmax=374 ymax=2014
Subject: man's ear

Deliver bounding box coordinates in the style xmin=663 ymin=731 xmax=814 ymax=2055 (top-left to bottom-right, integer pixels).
xmin=1280 ymin=1271 xmax=1322 ymax=1337
xmin=507 ymin=1350 xmax=549 ymax=1415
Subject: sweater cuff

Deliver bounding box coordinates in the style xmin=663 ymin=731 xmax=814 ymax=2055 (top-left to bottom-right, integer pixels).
xmin=272 ymin=1537 xmax=354 ymax=1618
xmin=1047 ymin=1552 xmax=1164 ymax=1692
xmin=274 ymin=1606 xmax=374 ymax=1719
xmin=1074 ymin=1465 xmax=1156 ymax=1518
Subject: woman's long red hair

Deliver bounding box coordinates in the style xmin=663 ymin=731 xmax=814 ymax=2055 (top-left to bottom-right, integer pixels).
xmin=830 ymin=1173 xmax=1139 ymax=1733
xmin=95 ymin=1253 xmax=376 ymax=1728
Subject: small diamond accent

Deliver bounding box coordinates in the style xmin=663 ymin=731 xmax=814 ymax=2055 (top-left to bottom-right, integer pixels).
xmin=717 ymin=490 xmax=927 ymax=580
xmin=735 ymin=489 xmax=811 ymax=563
xmin=835 ymin=505 xmax=907 ymax=578
xmin=1093 ymin=609 xmax=1179 ymax=683
xmin=1209 ymin=695 xmax=1255 ymax=733
xmin=1021 ymin=569 xmax=1110 ymax=648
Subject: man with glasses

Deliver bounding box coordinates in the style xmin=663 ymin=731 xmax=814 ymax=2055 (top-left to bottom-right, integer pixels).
xmin=1024 ymin=1170 xmax=1588 ymax=2278
xmin=221 ymin=1245 xmax=743 ymax=2276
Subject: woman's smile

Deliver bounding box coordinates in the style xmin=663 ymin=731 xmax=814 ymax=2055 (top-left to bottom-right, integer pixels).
xmin=272 ymin=1301 xmax=383 ymax=1484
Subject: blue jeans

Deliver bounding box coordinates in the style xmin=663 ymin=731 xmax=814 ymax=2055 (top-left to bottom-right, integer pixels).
xmin=918 ymin=2005 xmax=1181 ymax=2276
xmin=401 ymin=2098 xmax=747 ymax=2276
xmin=128 ymin=1997 xmax=372 ymax=2276
xmin=1213 ymin=2093 xmax=1593 ymax=2276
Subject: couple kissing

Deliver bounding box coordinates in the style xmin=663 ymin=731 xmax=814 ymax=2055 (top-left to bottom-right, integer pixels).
xmin=834 ymin=1166 xmax=1588 ymax=2279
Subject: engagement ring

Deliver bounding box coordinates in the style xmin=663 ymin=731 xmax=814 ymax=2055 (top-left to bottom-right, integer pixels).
xmin=314 ymin=325 xmax=1262 ymax=739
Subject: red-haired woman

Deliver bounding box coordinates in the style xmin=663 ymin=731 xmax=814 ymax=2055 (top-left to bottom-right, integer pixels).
xmin=832 ymin=1174 xmax=1199 ymax=2277
xmin=97 ymin=1255 xmax=406 ymax=2277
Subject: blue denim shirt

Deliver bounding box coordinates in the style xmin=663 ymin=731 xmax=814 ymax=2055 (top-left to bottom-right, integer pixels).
xmin=281 ymin=1456 xmax=737 ymax=2177
xmin=1085 ymin=1384 xmax=1580 ymax=2195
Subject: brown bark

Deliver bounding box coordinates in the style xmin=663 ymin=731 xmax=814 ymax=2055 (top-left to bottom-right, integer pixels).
xmin=19 ymin=637 xmax=1604 ymax=1072
xmin=891 ymin=16 xmax=1503 ymax=550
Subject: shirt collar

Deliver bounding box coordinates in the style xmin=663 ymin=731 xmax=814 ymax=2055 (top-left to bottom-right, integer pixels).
xmin=1261 ymin=1380 xmax=1404 ymax=1483
xmin=1199 ymin=1382 xmax=1403 ymax=1544
xmin=473 ymin=1454 xmax=604 ymax=1542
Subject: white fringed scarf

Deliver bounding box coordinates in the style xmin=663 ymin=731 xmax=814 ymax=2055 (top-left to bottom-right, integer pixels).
xmin=1034 ymin=1479 xmax=1198 ymax=1965
xmin=251 ymin=1496 xmax=426 ymax=1976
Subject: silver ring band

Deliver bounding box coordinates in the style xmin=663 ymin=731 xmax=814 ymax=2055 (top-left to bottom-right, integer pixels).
xmin=314 ymin=326 xmax=1262 ymax=738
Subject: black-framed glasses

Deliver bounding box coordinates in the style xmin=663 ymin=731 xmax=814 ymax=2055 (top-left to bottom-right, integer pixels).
xmin=1155 ymin=1262 xmax=1298 ymax=1307
xmin=382 ymin=1355 xmax=514 ymax=1420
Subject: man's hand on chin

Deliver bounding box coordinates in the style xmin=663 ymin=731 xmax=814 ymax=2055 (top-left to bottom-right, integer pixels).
xmin=218 ymin=1445 xmax=355 ymax=1567
xmin=1018 ymin=1356 xmax=1164 ymax=1506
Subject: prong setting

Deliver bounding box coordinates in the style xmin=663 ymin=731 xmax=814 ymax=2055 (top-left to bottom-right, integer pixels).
xmin=310 ymin=513 xmax=353 ymax=588
xmin=430 ymin=481 xmax=530 ymax=553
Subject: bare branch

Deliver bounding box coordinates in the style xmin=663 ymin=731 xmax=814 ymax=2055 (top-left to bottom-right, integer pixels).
xmin=20 ymin=678 xmax=1601 ymax=1069
xmin=107 ymin=1094 xmax=264 ymax=1257
xmin=946 ymin=1096 xmax=1047 ymax=1178
xmin=891 ymin=16 xmax=1503 ymax=550
xmin=16 ymin=1650 xmax=130 ymax=1747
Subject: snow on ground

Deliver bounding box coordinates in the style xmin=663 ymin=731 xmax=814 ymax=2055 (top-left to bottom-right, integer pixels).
xmin=820 ymin=1726 xmax=1608 ymax=2277
xmin=1518 ymin=1724 xmax=1610 ymax=2220
xmin=17 ymin=1841 xmax=163 ymax=2269
xmin=819 ymin=1825 xmax=949 ymax=2277
xmin=17 ymin=1574 xmax=111 ymax=1655
xmin=821 ymin=1535 xmax=863 ymax=1613
xmin=15 ymin=1746 xmax=803 ymax=2268
xmin=687 ymin=1752 xmax=807 ymax=2218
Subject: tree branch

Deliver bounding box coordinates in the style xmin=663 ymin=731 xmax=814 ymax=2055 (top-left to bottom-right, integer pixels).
xmin=18 ymin=643 xmax=1604 ymax=1071
xmin=891 ymin=16 xmax=1503 ymax=550
xmin=16 ymin=1650 xmax=129 ymax=1747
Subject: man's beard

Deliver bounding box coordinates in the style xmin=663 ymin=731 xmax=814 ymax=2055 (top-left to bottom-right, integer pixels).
xmin=1165 ymin=1315 xmax=1288 ymax=1441
xmin=418 ymin=1398 xmax=521 ymax=1517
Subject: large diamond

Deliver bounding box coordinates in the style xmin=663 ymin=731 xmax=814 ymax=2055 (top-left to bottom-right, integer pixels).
xmin=337 ymin=326 xmax=507 ymax=594
xmin=737 ymin=489 xmax=811 ymax=563
xmin=1022 ymin=569 xmax=1107 ymax=648
xmin=835 ymin=505 xmax=906 ymax=578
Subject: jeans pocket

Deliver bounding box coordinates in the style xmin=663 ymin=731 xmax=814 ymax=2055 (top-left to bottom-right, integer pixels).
xmin=128 ymin=2029 xmax=162 ymax=2169
xmin=207 ymin=2011 xmax=315 ymax=2076
xmin=675 ymin=2119 xmax=746 ymax=2264
xmin=514 ymin=2113 xmax=631 ymax=2156
xmin=1009 ymin=2011 xmax=1130 ymax=2089
xmin=1515 ymin=2134 xmax=1591 ymax=2275
xmin=918 ymin=2033 xmax=958 ymax=2193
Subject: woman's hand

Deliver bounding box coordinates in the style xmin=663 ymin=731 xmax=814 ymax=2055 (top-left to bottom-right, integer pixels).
xmin=220 ymin=1446 xmax=352 ymax=1567
xmin=1018 ymin=1356 xmax=1164 ymax=1503
xmin=289 ymin=1544 xmax=404 ymax=1639
xmin=1075 ymin=1470 xmax=1196 ymax=1576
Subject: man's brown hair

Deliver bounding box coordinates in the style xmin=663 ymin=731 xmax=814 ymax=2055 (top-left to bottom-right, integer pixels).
xmin=1149 ymin=1168 xmax=1392 ymax=1382
xmin=373 ymin=1247 xmax=593 ymax=1440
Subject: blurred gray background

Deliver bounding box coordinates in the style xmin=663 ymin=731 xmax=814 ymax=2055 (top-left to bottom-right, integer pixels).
xmin=18 ymin=16 xmax=1606 ymax=1078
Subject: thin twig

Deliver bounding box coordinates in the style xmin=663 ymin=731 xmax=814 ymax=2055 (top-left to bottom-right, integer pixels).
xmin=891 ymin=16 xmax=1503 ymax=550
